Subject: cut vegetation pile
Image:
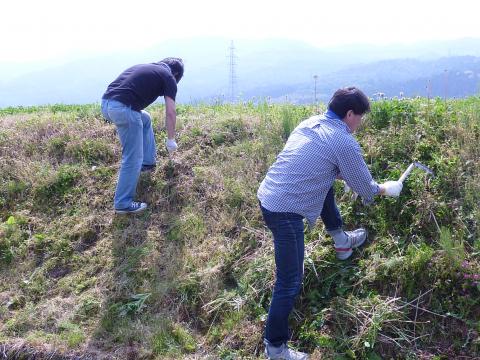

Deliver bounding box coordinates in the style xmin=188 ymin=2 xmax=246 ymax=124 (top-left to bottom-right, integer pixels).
xmin=0 ymin=99 xmax=479 ymax=359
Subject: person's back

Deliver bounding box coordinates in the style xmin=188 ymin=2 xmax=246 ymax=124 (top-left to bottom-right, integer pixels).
xmin=258 ymin=110 xmax=378 ymax=227
xmin=103 ymin=62 xmax=177 ymax=111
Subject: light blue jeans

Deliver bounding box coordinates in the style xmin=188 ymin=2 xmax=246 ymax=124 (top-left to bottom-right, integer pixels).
xmin=101 ymin=99 xmax=156 ymax=210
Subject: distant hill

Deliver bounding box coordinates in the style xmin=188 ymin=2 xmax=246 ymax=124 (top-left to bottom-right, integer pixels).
xmin=254 ymin=56 xmax=480 ymax=103
xmin=1 ymin=37 xmax=480 ymax=107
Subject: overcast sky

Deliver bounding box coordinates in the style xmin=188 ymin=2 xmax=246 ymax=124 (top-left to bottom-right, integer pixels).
xmin=2 ymin=0 xmax=479 ymax=63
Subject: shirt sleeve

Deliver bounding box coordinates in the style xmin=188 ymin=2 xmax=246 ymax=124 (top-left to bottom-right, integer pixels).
xmin=335 ymin=137 xmax=380 ymax=202
xmin=163 ymin=76 xmax=177 ymax=101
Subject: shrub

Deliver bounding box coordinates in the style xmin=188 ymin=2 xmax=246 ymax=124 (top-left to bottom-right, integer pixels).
xmin=34 ymin=165 xmax=81 ymax=205
xmin=65 ymin=139 xmax=115 ymax=165
xmin=211 ymin=117 xmax=247 ymax=145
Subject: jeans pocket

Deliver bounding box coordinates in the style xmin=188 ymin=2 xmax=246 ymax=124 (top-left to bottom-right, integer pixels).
xmin=109 ymin=107 xmax=132 ymax=128
xmin=101 ymin=100 xmax=112 ymax=122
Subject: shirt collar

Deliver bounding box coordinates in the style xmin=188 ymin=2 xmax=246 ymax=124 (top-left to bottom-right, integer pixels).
xmin=325 ymin=109 xmax=341 ymax=120
xmin=324 ymin=109 xmax=351 ymax=133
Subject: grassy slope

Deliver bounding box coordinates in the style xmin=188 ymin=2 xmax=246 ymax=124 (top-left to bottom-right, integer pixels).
xmin=0 ymin=99 xmax=479 ymax=359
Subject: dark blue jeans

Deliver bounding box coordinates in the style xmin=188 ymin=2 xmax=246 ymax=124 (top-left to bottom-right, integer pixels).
xmin=260 ymin=187 xmax=342 ymax=346
xmin=321 ymin=187 xmax=343 ymax=232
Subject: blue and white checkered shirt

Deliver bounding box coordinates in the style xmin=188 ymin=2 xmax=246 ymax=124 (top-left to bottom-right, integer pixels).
xmin=257 ymin=109 xmax=380 ymax=227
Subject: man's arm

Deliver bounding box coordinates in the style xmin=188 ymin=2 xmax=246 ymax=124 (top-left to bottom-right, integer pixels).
xmin=164 ymin=96 xmax=176 ymax=140
xmin=337 ymin=141 xmax=380 ymax=201
xmin=164 ymin=96 xmax=178 ymax=153
xmin=338 ymin=141 xmax=402 ymax=198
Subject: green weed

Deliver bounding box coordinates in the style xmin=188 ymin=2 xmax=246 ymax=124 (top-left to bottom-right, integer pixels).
xmin=438 ymin=226 xmax=465 ymax=269
xmin=58 ymin=321 xmax=86 ymax=347
xmin=0 ymin=215 xmax=30 ymax=265
xmin=151 ymin=321 xmax=196 ymax=356
xmin=166 ymin=208 xmax=206 ymax=243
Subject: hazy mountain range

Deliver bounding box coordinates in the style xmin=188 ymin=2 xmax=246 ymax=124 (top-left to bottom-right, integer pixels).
xmin=1 ymin=37 xmax=480 ymax=107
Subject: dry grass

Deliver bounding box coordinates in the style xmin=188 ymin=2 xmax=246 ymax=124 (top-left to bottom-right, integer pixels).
xmin=0 ymin=100 xmax=479 ymax=359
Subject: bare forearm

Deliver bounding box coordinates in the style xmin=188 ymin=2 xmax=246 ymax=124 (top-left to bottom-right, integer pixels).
xmin=165 ymin=110 xmax=176 ymax=139
xmin=164 ymin=96 xmax=177 ymax=139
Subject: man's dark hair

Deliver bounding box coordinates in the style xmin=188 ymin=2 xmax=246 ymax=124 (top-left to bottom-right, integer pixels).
xmin=160 ymin=57 xmax=184 ymax=83
xmin=328 ymin=87 xmax=370 ymax=118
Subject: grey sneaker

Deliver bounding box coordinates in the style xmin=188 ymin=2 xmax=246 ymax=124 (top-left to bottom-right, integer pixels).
xmin=115 ymin=201 xmax=147 ymax=214
xmin=264 ymin=341 xmax=309 ymax=360
xmin=329 ymin=228 xmax=367 ymax=260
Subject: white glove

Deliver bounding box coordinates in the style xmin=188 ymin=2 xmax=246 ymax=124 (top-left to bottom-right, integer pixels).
xmin=166 ymin=138 xmax=178 ymax=154
xmin=381 ymin=181 xmax=403 ymax=197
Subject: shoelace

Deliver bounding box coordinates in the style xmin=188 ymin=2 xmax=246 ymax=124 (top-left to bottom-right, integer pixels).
xmin=131 ymin=202 xmax=141 ymax=209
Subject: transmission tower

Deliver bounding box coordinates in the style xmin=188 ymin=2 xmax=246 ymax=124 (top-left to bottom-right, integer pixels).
xmin=228 ymin=40 xmax=237 ymax=103
xmin=313 ymin=75 xmax=318 ymax=104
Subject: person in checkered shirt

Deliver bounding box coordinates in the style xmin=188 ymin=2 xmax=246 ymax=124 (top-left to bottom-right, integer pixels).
xmin=258 ymin=87 xmax=403 ymax=359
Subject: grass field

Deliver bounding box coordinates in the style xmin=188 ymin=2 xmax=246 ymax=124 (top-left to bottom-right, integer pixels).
xmin=0 ymin=98 xmax=479 ymax=359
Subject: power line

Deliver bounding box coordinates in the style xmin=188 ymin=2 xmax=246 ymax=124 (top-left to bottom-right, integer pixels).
xmin=444 ymin=69 xmax=448 ymax=101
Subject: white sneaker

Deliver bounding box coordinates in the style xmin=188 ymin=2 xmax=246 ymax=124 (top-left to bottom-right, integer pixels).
xmin=264 ymin=341 xmax=309 ymax=360
xmin=330 ymin=228 xmax=367 ymax=260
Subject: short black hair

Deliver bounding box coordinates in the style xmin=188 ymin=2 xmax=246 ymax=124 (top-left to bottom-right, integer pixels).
xmin=328 ymin=87 xmax=370 ymax=118
xmin=160 ymin=57 xmax=184 ymax=83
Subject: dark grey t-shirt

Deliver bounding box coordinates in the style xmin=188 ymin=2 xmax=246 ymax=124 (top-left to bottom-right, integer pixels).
xmin=102 ymin=62 xmax=177 ymax=111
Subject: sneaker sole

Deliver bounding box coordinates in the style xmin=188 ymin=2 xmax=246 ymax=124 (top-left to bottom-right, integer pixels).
xmin=336 ymin=248 xmax=353 ymax=260
xmin=115 ymin=207 xmax=147 ymax=214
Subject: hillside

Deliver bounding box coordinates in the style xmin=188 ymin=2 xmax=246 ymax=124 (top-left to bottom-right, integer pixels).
xmin=0 ymin=99 xmax=479 ymax=359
